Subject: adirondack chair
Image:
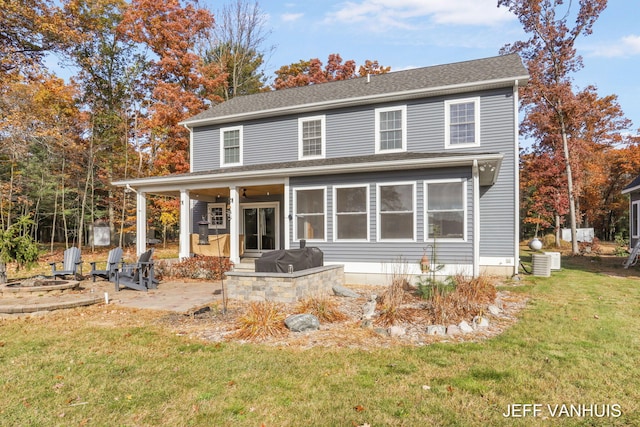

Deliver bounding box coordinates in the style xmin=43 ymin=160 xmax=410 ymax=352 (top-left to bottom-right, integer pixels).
xmin=50 ymin=247 xmax=82 ymax=280
xmin=89 ymin=247 xmax=123 ymax=282
xmin=114 ymin=249 xmax=156 ymax=292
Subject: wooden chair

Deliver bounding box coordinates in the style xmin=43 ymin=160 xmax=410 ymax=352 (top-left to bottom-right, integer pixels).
xmin=50 ymin=247 xmax=82 ymax=280
xmin=114 ymin=249 xmax=156 ymax=292
xmin=89 ymin=247 xmax=123 ymax=282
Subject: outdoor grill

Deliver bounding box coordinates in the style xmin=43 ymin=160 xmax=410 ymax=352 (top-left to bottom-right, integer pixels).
xmin=255 ymin=247 xmax=324 ymax=273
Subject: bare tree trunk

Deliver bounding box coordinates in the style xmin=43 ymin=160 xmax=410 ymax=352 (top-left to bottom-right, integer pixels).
xmin=560 ymin=119 xmax=579 ymax=255
xmin=50 ymin=187 xmax=58 ymax=253
xmin=555 ymin=214 xmax=561 ymax=248
xmin=61 ymin=158 xmax=69 ymax=248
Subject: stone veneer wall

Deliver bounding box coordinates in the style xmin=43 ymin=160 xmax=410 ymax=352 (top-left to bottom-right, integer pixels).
xmin=225 ymin=265 xmax=344 ymax=303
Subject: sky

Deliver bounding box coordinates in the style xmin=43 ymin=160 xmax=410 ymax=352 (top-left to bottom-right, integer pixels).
xmin=212 ymin=0 xmax=639 ymax=135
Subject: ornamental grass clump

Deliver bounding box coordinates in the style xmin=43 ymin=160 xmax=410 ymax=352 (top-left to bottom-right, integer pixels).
xmin=295 ymin=295 xmax=348 ymax=323
xmin=426 ymin=274 xmax=497 ymax=324
xmin=229 ymin=301 xmax=288 ymax=341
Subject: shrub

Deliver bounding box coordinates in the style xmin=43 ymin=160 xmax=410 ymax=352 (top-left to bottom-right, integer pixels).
xmin=295 ymin=296 xmax=348 ymax=323
xmin=165 ymin=255 xmax=233 ymax=280
xmin=229 ymin=302 xmax=288 ymax=341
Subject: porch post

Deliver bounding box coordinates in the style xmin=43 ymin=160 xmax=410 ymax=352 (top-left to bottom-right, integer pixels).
xmin=179 ymin=189 xmax=191 ymax=259
xmin=472 ymin=160 xmax=480 ymax=278
xmin=284 ymin=177 xmax=290 ymax=250
xmin=136 ymin=191 xmax=147 ymax=257
xmin=229 ymin=186 xmax=240 ymax=265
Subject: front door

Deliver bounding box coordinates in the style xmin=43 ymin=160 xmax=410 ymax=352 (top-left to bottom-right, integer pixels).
xmin=242 ymin=202 xmax=278 ymax=256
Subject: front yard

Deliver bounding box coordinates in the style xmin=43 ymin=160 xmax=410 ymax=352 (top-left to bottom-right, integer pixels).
xmin=1 ymin=251 xmax=639 ymax=426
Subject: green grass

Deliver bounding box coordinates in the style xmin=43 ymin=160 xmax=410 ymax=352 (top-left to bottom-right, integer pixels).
xmin=2 ymin=255 xmax=640 ymax=426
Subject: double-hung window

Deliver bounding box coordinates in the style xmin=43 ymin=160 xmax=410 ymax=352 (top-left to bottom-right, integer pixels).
xmin=294 ymin=188 xmax=326 ymax=241
xmin=375 ymin=106 xmax=407 ymax=153
xmin=425 ymin=180 xmax=466 ymax=240
xmin=334 ymin=185 xmax=369 ymax=241
xmin=298 ymin=116 xmax=325 ymax=159
xmin=220 ymin=126 xmax=242 ymax=166
xmin=377 ymin=182 xmax=415 ymax=241
xmin=445 ymin=98 xmax=480 ymax=148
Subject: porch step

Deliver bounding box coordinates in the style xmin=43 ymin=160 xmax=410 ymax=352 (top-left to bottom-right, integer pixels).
xmin=234 ymin=257 xmax=257 ymax=272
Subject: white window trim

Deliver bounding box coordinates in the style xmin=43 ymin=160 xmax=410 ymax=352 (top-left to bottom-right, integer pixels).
xmin=293 ymin=186 xmax=327 ymax=242
xmin=632 ymin=200 xmax=640 ymax=239
xmin=374 ymin=105 xmax=407 ymax=154
xmin=298 ymin=115 xmax=326 ymax=160
xmin=376 ymin=181 xmax=416 ymax=242
xmin=219 ymin=125 xmax=243 ymax=167
xmin=444 ymin=97 xmax=480 ymax=149
xmin=424 ymin=178 xmax=467 ymax=242
xmin=206 ymin=202 xmax=227 ymax=230
xmin=333 ymin=184 xmax=370 ymax=242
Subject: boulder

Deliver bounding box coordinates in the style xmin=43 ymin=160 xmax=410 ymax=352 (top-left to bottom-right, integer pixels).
xmin=332 ymin=285 xmax=360 ymax=298
xmin=285 ymin=314 xmax=320 ymax=332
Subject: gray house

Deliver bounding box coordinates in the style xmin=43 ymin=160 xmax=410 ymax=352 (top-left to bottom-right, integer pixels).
xmin=622 ymin=175 xmax=640 ymax=249
xmin=113 ymin=53 xmax=528 ymax=283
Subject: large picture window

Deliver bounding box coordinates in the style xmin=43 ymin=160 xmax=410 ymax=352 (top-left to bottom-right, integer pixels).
xmin=445 ymin=98 xmax=480 ymax=148
xmin=425 ymin=180 xmax=466 ymax=239
xmin=334 ymin=185 xmax=369 ymax=241
xmin=294 ymin=188 xmax=325 ymax=241
xmin=375 ymin=106 xmax=407 ymax=153
xmin=220 ymin=126 xmax=243 ymax=166
xmin=298 ymin=116 xmax=325 ymax=159
xmin=377 ymin=183 xmax=415 ymax=240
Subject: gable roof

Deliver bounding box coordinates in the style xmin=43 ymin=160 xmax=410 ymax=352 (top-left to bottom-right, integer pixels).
xmin=182 ymin=53 xmax=528 ymax=127
xmin=622 ymin=174 xmax=640 ymax=194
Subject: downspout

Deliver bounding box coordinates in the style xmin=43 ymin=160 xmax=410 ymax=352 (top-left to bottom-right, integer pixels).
xmin=513 ymin=80 xmax=520 ymax=277
xmin=472 ymin=159 xmax=480 ymax=278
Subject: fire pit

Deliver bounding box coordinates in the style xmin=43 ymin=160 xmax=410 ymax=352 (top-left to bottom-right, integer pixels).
xmin=1 ymin=277 xmax=80 ymax=296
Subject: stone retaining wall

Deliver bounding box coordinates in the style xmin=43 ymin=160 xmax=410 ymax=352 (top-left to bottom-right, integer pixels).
xmin=225 ymin=265 xmax=344 ymax=303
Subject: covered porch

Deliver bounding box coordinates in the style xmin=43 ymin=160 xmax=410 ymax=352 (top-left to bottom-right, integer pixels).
xmin=116 ymin=178 xmax=290 ymax=266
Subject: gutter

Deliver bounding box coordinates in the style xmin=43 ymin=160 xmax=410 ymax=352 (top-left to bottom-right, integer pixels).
xmin=113 ymin=153 xmax=504 ymax=190
xmin=180 ymin=76 xmax=530 ymax=128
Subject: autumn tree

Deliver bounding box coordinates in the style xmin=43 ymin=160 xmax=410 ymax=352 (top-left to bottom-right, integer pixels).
xmin=273 ymin=54 xmax=390 ymax=89
xmin=121 ymin=0 xmax=225 ymax=175
xmin=0 ymin=0 xmax=71 ymax=81
xmin=499 ymin=0 xmax=619 ymax=254
xmin=202 ymin=0 xmax=271 ymax=100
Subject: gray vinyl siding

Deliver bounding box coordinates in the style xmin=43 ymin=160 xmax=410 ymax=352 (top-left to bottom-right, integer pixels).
xmin=289 ymin=167 xmax=473 ymax=266
xmin=478 ymin=90 xmax=516 ymax=258
xmin=630 ymin=191 xmax=640 ymax=248
xmin=189 ymin=88 xmax=517 ymax=262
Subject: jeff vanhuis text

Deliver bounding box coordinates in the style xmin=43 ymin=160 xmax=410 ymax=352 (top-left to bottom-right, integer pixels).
xmin=503 ymin=403 xmax=622 ymax=418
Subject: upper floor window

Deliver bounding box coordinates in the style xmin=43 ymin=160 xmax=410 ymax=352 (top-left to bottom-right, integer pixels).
xmin=445 ymin=98 xmax=480 ymax=148
xmin=220 ymin=126 xmax=243 ymax=166
xmin=375 ymin=105 xmax=407 ymax=153
xmin=377 ymin=182 xmax=415 ymax=241
xmin=298 ymin=116 xmax=325 ymax=159
xmin=334 ymin=185 xmax=369 ymax=241
xmin=425 ymin=180 xmax=466 ymax=240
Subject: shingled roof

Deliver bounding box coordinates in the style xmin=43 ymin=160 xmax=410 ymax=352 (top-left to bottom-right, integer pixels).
xmin=183 ymin=53 xmax=528 ymax=127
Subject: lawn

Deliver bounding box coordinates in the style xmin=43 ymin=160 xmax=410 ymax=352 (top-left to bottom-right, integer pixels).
xmin=1 ymin=251 xmax=639 ymax=426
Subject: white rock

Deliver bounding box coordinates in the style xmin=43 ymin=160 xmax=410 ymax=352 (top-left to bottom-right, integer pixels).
xmin=459 ymin=320 xmax=474 ymax=333
xmin=488 ymin=305 xmax=502 ymax=316
xmin=426 ymin=325 xmax=446 ymax=335
xmin=446 ymin=324 xmax=461 ymax=335
xmin=473 ymin=316 xmax=490 ymax=329
xmin=388 ymin=325 xmax=406 ymax=337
